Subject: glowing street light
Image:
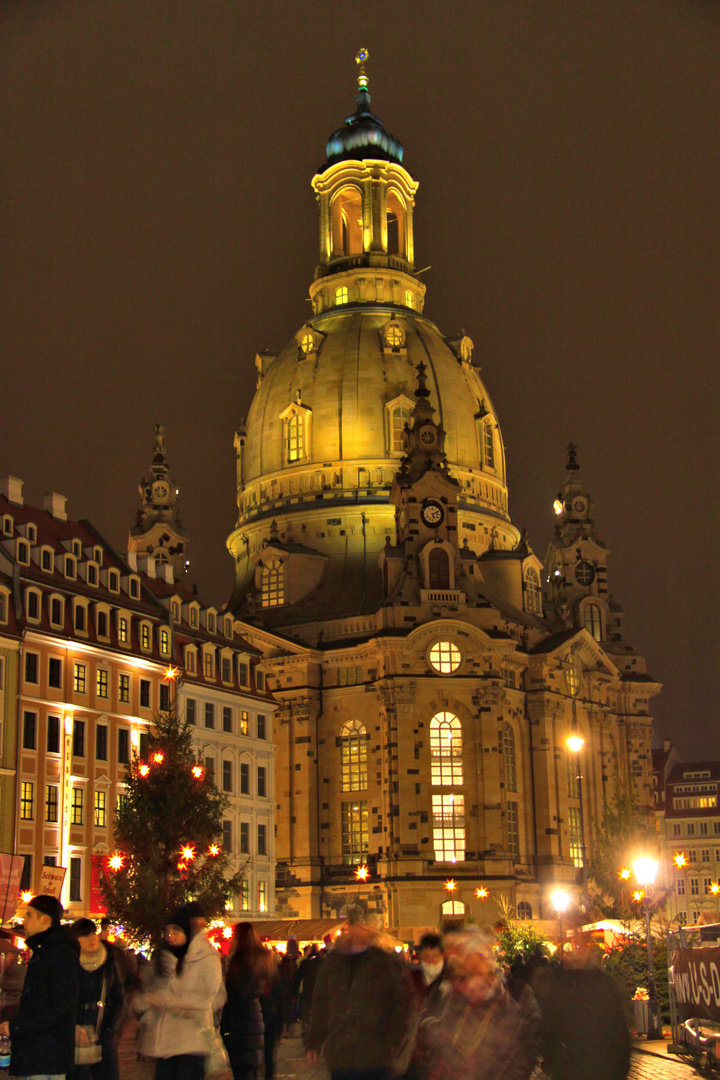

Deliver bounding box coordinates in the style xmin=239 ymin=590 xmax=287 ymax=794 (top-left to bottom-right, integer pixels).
xmin=552 ymin=890 xmax=570 ymax=959
xmin=567 ymin=734 xmax=585 ymax=753
xmin=632 ymin=857 xmax=661 ymax=1039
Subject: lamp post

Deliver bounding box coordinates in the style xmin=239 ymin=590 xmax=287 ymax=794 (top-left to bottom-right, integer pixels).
xmin=633 ymin=857 xmax=662 ymax=1040
xmin=565 ymin=658 xmax=589 ymax=916
xmin=551 ymin=889 xmax=570 ymax=961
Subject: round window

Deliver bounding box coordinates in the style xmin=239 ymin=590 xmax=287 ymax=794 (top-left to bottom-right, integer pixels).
xmin=575 ymin=560 xmax=595 ymax=586
xmin=386 ymin=324 xmax=403 ymax=348
xmin=429 ymin=640 xmax=462 ymax=675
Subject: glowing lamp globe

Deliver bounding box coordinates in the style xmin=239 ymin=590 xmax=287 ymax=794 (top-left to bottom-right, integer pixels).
xmin=632 ymin=858 xmax=658 ymax=887
xmin=567 ymin=735 xmax=585 ymax=753
xmin=551 ymin=890 xmax=570 ymax=914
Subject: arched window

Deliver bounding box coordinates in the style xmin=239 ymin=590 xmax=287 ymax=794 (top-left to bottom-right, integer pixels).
xmin=335 ymin=286 xmax=349 ymax=305
xmin=481 ymin=421 xmax=495 ymax=470
xmin=433 ymin=793 xmax=465 ymax=862
xmin=330 ymin=187 xmax=363 ymax=256
xmin=261 ymin=559 xmax=284 ymax=607
xmin=442 ymin=899 xmax=465 ymax=915
xmin=300 ymin=332 xmax=315 ymax=355
xmin=430 ymin=711 xmax=463 ymax=786
xmin=386 ymin=190 xmax=407 ymax=257
xmin=385 ymin=324 xmax=404 ymax=349
xmin=583 ymin=602 xmax=602 ymax=642
xmin=503 ymin=721 xmax=517 ymax=792
xmin=391 ymin=404 xmax=412 ymax=454
xmin=405 ymin=290 xmax=414 ymax=309
xmin=288 ymin=413 xmax=304 ymax=462
xmin=428 ymin=548 xmax=450 ymax=589
xmin=524 ymin=568 xmax=542 ymax=615
xmin=517 ymin=901 xmax=532 ymax=920
xmin=340 ymin=719 xmax=367 ymax=791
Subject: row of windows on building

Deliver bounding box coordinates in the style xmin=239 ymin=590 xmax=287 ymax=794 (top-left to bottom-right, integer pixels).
xmin=1 ymin=529 xmax=139 ymax=597
xmin=670 ymin=821 xmax=720 ymax=837
xmin=23 ymin=650 xmax=264 ymax=702
xmin=17 ymin=851 xmax=270 ymax=910
xmin=677 ymin=877 xmax=720 ymax=896
xmin=185 ymin=698 xmax=267 ymax=740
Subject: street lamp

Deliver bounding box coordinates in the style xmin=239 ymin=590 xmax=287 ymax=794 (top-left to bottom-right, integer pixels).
xmin=552 ymin=889 xmax=570 ymax=960
xmin=633 ymin=857 xmax=662 ymax=1040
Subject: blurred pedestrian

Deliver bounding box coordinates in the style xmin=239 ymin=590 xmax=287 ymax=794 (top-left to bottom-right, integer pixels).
xmin=530 ymin=946 xmax=630 ymax=1080
xmin=0 ymin=951 xmax=26 ymax=1023
xmin=0 ymin=895 xmax=80 ymax=1079
xmin=135 ymin=903 xmax=224 ymax=1080
xmin=220 ymin=923 xmax=270 ymax=1080
xmin=419 ymin=928 xmax=541 ymax=1080
xmin=68 ymin=917 xmax=125 ymax=1080
xmin=278 ymin=938 xmax=299 ymax=1034
xmin=306 ymin=919 xmax=418 ymax=1080
xmin=406 ymin=933 xmax=446 ymax=1080
xmin=294 ymin=944 xmax=322 ymax=1043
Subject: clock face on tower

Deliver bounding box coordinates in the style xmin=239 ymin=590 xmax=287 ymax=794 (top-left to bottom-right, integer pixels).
xmin=153 ymin=481 xmax=169 ymax=502
xmin=421 ymin=499 xmax=445 ymax=528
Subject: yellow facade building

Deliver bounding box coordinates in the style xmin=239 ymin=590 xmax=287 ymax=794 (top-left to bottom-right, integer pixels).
xmin=228 ymin=56 xmax=660 ymax=937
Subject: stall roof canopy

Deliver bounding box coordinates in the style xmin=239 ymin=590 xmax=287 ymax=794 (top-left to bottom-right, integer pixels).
xmin=253 ymin=918 xmax=348 ymax=941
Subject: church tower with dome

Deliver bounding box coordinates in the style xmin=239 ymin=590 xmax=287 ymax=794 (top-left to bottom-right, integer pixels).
xmin=228 ymin=54 xmax=660 ymax=935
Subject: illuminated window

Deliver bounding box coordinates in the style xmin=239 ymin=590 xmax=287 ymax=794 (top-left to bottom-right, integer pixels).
xmin=430 ymin=712 xmax=463 ymax=786
xmin=20 ymin=781 xmax=34 ymax=820
xmin=335 ymin=286 xmax=349 ymax=305
xmin=300 ymin=332 xmax=315 ymax=355
xmin=583 ymin=603 xmax=602 ymax=642
xmin=261 ymin=559 xmax=284 ymax=607
xmin=160 ymin=629 xmax=170 ymax=654
xmin=190 ymin=607 xmax=198 ymax=628
xmin=341 ymin=801 xmax=368 ymax=865
xmin=507 ymin=800 xmax=519 ymax=857
xmin=94 ymin=791 xmax=106 ymax=828
xmin=340 ymin=719 xmax=367 ymax=791
xmin=428 ymin=641 xmax=461 ymax=675
xmin=503 ymin=722 xmax=517 ymax=792
xmin=97 ymin=669 xmax=108 ymax=698
xmin=172 ymin=602 xmax=180 ymax=622
xmin=517 ymin=901 xmax=532 ymax=920
xmin=567 ymin=754 xmax=579 ymax=799
xmin=118 ymin=674 xmax=130 ymax=703
xmin=240 ymin=710 xmax=249 ymax=736
xmin=391 ymin=404 xmax=412 ymax=454
xmin=141 ymin=624 xmax=150 ymax=650
xmin=45 ymin=785 xmax=58 ymax=823
xmin=524 ymin=569 xmax=542 ymax=615
xmin=385 ymin=323 xmax=404 ymax=348
xmin=71 ymin=787 xmax=84 ymax=825
xmin=442 ymin=899 xmax=465 ymax=915
xmin=240 ymin=879 xmax=249 ymax=911
xmin=482 ymin=421 xmax=495 ymax=469
xmin=118 ymin=617 xmax=128 ymax=644
xmin=432 ymin=793 xmax=465 ymax=862
xmin=288 ymin=413 xmax=304 ymax=462
xmin=404 ymin=290 xmax=414 ymax=309
xmin=258 ymin=880 xmax=267 ymax=913
xmin=74 ymin=663 xmax=86 ymax=694
xmin=568 ymin=805 xmax=583 ymax=867
xmin=203 ymin=652 xmax=214 ymax=679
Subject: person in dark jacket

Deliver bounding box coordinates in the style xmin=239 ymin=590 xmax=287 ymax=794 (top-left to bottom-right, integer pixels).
xmin=306 ymin=920 xmax=418 ymax=1080
xmin=68 ymin=918 xmax=125 ymax=1080
xmin=220 ymin=923 xmax=272 ymax=1080
xmin=294 ymin=945 xmax=322 ymax=1043
xmin=0 ymin=894 xmax=80 ymax=1079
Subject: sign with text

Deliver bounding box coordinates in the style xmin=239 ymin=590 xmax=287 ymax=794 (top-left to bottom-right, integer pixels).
xmin=673 ymin=947 xmax=720 ymax=1021
xmin=38 ymin=865 xmax=66 ymax=900
xmin=0 ymin=853 xmax=25 ymax=922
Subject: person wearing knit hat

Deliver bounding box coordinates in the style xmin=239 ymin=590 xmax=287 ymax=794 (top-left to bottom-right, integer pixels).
xmin=0 ymin=893 xmax=80 ymax=1078
xmin=69 ymin=918 xmax=125 ymax=1080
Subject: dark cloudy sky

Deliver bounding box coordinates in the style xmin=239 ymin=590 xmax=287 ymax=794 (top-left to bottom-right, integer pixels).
xmin=1 ymin=1 xmax=718 ymax=758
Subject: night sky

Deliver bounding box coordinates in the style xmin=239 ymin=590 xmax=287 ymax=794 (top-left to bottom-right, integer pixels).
xmin=2 ymin=1 xmax=718 ymax=759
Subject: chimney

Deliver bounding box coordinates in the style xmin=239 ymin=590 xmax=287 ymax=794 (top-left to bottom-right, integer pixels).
xmin=161 ymin=562 xmax=174 ymax=584
xmin=43 ymin=492 xmax=67 ymax=521
xmin=137 ymin=554 xmax=156 ymax=578
xmin=663 ymin=739 xmax=671 ymax=753
xmin=1 ymin=477 xmax=24 ymax=506
xmin=126 ymin=550 xmax=137 ymax=570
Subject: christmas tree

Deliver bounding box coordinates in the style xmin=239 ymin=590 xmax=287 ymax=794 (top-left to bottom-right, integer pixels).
xmin=98 ymin=687 xmax=244 ymax=946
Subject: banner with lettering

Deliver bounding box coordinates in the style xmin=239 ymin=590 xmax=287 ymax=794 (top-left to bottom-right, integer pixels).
xmin=672 ymin=947 xmax=720 ymax=1021
xmin=0 ymin=853 xmax=25 ymax=923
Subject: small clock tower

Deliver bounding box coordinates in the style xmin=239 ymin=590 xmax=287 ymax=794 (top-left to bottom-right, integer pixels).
xmin=545 ymin=444 xmax=612 ymax=640
xmin=128 ymin=424 xmax=189 ymax=583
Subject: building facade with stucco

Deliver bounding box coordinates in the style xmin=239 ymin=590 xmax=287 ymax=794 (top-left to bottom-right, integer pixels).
xmin=227 ymin=55 xmax=660 ymax=938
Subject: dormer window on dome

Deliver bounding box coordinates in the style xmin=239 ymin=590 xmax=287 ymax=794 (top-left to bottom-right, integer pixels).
xmin=383 ymin=320 xmax=405 ymax=351
xmin=280 ymin=397 xmax=312 ymax=466
xmin=297 ymin=328 xmax=320 ymax=357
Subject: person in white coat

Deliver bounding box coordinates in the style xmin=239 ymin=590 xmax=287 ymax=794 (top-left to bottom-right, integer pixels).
xmin=136 ymin=903 xmax=225 ymax=1080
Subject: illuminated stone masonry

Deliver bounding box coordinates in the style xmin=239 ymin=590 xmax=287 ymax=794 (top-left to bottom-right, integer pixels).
xmin=228 ymin=55 xmax=660 ymax=938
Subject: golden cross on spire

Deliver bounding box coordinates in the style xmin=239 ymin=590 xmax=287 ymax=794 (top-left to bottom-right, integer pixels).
xmin=356 ymin=47 xmax=369 ymax=89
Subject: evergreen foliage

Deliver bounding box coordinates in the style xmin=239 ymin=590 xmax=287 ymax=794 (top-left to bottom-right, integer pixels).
xmin=589 ymin=778 xmax=654 ymax=917
xmin=98 ymin=696 xmax=243 ymax=946
xmin=604 ymin=934 xmax=670 ymax=1022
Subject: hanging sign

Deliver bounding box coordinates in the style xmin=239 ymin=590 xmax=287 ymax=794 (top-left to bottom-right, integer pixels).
xmin=38 ymin=865 xmax=66 ymax=900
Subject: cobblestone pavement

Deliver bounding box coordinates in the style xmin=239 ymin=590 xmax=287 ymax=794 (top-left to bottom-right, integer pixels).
xmin=118 ymin=1020 xmax=702 ymax=1080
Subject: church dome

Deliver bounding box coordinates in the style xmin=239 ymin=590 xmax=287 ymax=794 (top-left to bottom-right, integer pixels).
xmin=323 ymin=48 xmax=403 ymax=169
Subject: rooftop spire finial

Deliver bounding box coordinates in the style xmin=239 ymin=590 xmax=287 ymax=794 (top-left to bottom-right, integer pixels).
xmin=355 ymin=47 xmax=369 ymax=90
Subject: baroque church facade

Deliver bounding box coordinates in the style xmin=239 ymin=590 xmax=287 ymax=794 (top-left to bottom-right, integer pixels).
xmin=228 ymin=55 xmax=660 ymax=937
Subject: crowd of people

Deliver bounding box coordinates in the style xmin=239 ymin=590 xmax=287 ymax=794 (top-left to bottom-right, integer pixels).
xmin=0 ymin=893 xmax=632 ymax=1080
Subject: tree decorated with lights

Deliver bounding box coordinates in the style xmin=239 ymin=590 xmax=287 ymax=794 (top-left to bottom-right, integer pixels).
xmin=589 ymin=778 xmax=654 ymax=917
xmin=99 ymin=674 xmax=244 ymax=946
